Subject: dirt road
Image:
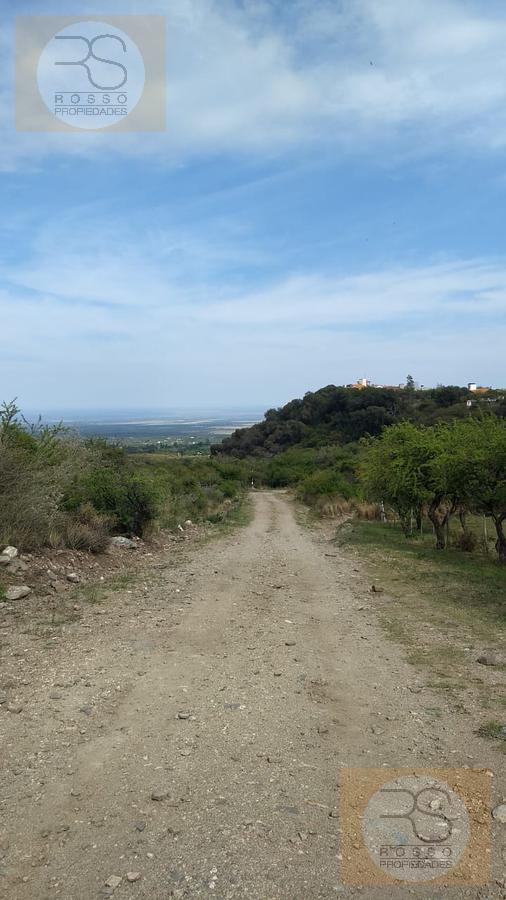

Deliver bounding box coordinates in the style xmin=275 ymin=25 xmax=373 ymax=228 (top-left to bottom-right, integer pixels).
xmin=1 ymin=492 xmax=504 ymax=898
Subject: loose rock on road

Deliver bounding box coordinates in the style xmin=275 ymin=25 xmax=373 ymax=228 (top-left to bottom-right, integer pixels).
xmin=0 ymin=492 xmax=504 ymax=898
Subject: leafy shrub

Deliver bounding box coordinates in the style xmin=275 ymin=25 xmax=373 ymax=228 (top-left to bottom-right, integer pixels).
xmin=0 ymin=401 xmax=249 ymax=551
xmin=65 ymin=467 xmax=162 ymax=536
xmin=297 ymin=469 xmax=354 ymax=502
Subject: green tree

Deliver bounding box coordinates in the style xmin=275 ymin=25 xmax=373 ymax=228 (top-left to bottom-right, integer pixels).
xmin=443 ymin=418 xmax=506 ymax=563
xmin=361 ymin=417 xmax=506 ymax=559
xmin=360 ymin=421 xmax=457 ymax=548
xmin=360 ymin=422 xmax=433 ymax=537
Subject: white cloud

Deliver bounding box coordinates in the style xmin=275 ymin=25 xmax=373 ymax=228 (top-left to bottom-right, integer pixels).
xmin=1 ymin=213 xmax=504 ymax=405
xmin=3 ymin=2 xmax=505 ymax=407
xmin=3 ymin=201 xmax=506 ymax=328
xmin=4 ymin=0 xmax=506 ymax=169
xmin=1 ymin=285 xmax=503 ymax=408
xmin=1 ymin=207 xmax=268 ymax=310
xmin=5 ymin=205 xmax=506 ymax=329
xmin=199 ymin=260 xmax=506 ymax=327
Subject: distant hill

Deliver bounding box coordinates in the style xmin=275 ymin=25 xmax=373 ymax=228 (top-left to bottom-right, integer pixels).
xmin=213 ymin=384 xmax=506 ymax=458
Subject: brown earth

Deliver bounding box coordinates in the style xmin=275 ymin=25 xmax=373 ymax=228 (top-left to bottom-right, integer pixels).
xmin=0 ymin=491 xmax=504 ymax=899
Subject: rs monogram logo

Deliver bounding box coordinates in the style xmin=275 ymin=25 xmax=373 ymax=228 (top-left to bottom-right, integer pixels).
xmin=54 ymin=34 xmax=128 ymax=90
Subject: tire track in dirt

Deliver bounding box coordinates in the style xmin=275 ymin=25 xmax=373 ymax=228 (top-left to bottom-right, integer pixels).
xmin=1 ymin=492 xmax=504 ymax=898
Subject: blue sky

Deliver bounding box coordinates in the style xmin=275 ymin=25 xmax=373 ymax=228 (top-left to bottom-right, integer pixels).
xmin=1 ymin=0 xmax=505 ymax=411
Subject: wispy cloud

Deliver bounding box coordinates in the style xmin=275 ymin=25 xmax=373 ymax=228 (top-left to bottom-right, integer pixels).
xmin=2 ymin=1 xmax=505 ymax=407
xmin=4 ymin=0 xmax=506 ymax=170
xmin=1 ymin=203 xmax=504 ymax=405
xmin=5 ymin=207 xmax=506 ymax=327
xmin=199 ymin=260 xmax=506 ymax=327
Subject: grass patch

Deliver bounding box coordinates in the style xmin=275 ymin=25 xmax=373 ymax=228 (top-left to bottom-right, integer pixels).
xmin=405 ymin=647 xmax=470 ymax=667
xmin=199 ymin=495 xmax=254 ymax=543
xmin=294 ymin=502 xmax=314 ymax=529
xmin=476 ymin=720 xmax=506 ymax=742
xmin=217 ymin=495 xmax=254 ymax=530
xmin=107 ymin=573 xmax=137 ymax=591
xmin=379 ymin=615 xmax=411 ymax=644
xmin=425 ymin=679 xmax=463 ymax=696
xmin=75 ymin=583 xmax=106 ymax=605
xmin=341 ymin=521 xmax=506 ymax=629
xmin=73 ymin=571 xmax=139 ymax=605
xmin=340 ymin=519 xmax=506 ymax=731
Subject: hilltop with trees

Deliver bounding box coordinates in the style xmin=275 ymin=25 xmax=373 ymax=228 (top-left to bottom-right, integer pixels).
xmin=214 ymin=383 xmax=505 ymax=458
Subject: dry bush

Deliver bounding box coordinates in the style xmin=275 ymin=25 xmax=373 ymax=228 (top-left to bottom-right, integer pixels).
xmin=311 ymin=495 xmax=382 ymax=521
xmin=353 ymin=501 xmax=381 ymax=521
xmin=453 ymin=530 xmax=478 ymax=553
xmin=51 ymin=503 xmax=114 ymax=554
xmin=0 ymin=405 xmax=101 ymax=551
xmin=0 ymin=443 xmax=58 ymax=549
xmin=313 ymin=496 xmax=353 ymax=518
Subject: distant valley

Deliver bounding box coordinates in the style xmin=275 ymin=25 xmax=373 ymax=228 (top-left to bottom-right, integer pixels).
xmin=22 ymin=408 xmax=265 ymax=450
